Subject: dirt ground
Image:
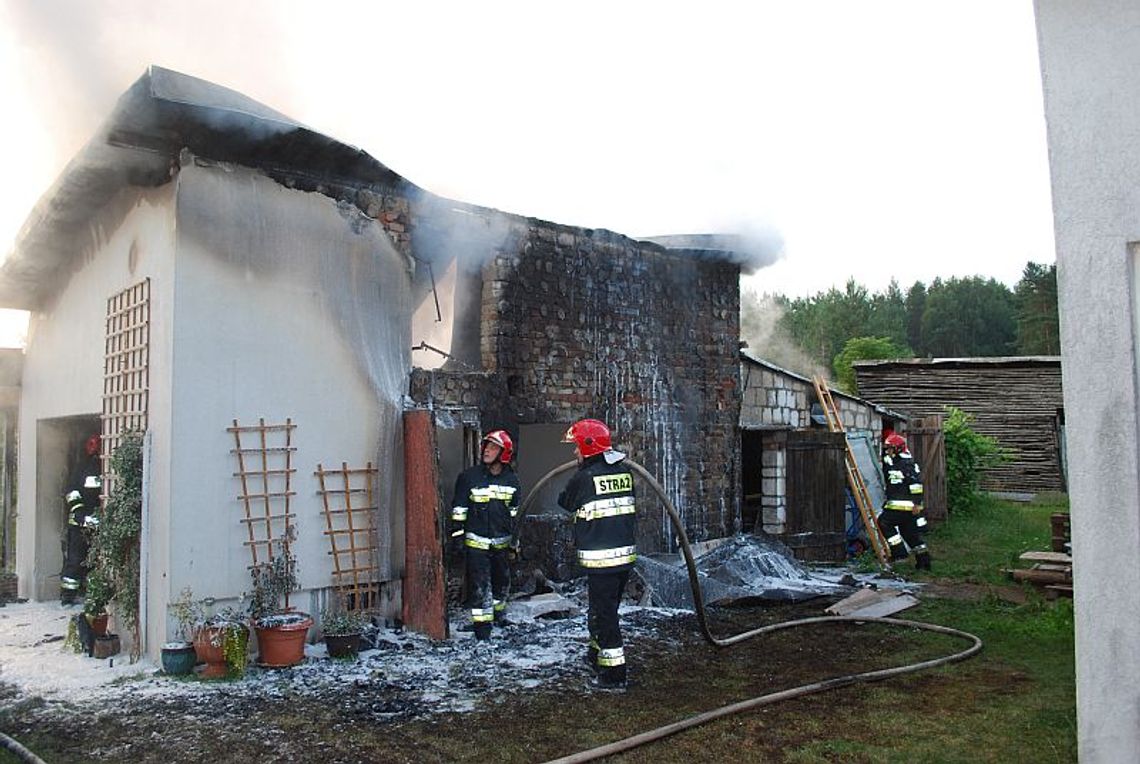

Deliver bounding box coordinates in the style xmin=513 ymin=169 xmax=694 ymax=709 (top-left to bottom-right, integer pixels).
xmin=0 ymin=576 xmax=1012 ymax=764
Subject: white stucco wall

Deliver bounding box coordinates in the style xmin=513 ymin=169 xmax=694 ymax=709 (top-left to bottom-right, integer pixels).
xmin=1035 ymin=2 xmax=1140 ymax=760
xmin=16 ymin=185 xmax=177 ymax=603
xmin=166 ymin=163 xmax=412 ymax=645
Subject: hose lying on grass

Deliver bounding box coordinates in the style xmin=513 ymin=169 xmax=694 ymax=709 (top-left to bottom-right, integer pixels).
xmin=0 ymin=731 xmax=47 ymax=764
xmin=518 ymin=460 xmax=984 ymax=763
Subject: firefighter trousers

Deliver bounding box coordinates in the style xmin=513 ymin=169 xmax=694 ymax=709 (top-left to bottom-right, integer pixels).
xmin=465 ymin=547 xmax=509 ymax=640
xmin=587 ymin=568 xmax=630 ymax=685
xmin=60 ymin=524 xmax=89 ymax=602
xmin=877 ymin=508 xmax=927 ymax=562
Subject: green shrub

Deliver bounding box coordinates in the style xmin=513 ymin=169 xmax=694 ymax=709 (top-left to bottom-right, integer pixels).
xmin=943 ymin=406 xmax=1008 ymax=514
xmin=86 ymin=432 xmax=143 ymax=649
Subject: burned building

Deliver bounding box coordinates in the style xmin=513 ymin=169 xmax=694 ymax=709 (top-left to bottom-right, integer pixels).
xmin=0 ymin=66 xmax=742 ymax=656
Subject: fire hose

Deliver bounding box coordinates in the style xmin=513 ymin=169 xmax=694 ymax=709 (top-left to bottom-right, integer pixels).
xmin=0 ymin=732 xmax=47 ymax=764
xmin=516 ymin=459 xmax=984 ymax=763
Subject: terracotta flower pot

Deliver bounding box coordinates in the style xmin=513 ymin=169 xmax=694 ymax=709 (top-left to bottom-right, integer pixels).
xmin=86 ymin=613 xmax=110 ymax=637
xmin=254 ymin=613 xmax=313 ymax=667
xmin=193 ymin=624 xmax=249 ymax=678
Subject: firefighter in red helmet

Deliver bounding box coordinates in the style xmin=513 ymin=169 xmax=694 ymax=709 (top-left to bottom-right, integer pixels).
xmin=878 ymin=431 xmax=931 ymax=571
xmin=558 ymin=418 xmax=636 ymax=690
xmin=449 ymin=429 xmax=520 ymax=639
xmin=60 ymin=433 xmax=102 ymax=605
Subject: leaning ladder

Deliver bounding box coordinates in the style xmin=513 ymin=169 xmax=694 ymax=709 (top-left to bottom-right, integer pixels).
xmin=811 ymin=376 xmax=891 ymax=567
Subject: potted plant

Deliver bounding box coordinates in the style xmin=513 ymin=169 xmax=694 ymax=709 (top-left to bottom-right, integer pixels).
xmin=248 ymin=541 xmax=312 ymax=667
xmin=192 ymin=603 xmax=249 ymax=679
xmin=161 ymin=587 xmax=202 ymax=676
xmin=320 ymin=602 xmax=366 ymax=659
xmin=83 ymin=568 xmax=113 ymax=637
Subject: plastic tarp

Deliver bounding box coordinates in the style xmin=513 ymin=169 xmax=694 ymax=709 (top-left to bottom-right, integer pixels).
xmin=636 ymin=534 xmax=850 ymax=607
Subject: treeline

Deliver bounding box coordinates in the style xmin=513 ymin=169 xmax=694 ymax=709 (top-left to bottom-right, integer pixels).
xmin=742 ymin=262 xmax=1059 ymax=391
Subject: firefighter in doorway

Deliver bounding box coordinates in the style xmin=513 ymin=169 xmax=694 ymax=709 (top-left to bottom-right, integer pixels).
xmin=878 ymin=431 xmax=931 ymax=571
xmin=558 ymin=419 xmax=636 ymax=690
xmin=449 ymin=430 xmax=520 ymax=640
xmin=60 ymin=433 xmax=102 ymax=605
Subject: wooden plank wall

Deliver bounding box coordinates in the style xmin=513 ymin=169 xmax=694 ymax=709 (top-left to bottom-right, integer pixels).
xmin=855 ymin=360 xmax=1065 ymax=493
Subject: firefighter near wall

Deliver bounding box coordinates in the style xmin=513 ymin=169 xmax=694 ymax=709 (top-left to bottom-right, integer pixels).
xmin=557 ymin=419 xmax=637 ymax=690
xmin=878 ymin=431 xmax=931 ymax=571
xmin=449 ymin=429 xmax=520 ymax=640
xmin=60 ymin=434 xmax=102 ymax=605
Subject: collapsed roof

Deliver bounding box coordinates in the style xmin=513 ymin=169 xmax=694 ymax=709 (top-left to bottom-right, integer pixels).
xmin=0 ymin=65 xmax=410 ymax=310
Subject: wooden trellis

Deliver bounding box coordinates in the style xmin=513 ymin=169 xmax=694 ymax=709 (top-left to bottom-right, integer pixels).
xmin=101 ymin=279 xmax=150 ymax=500
xmin=316 ymin=462 xmax=380 ymax=613
xmin=229 ymin=419 xmax=297 ymax=589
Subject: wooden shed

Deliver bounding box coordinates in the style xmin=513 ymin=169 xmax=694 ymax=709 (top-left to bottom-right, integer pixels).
xmin=853 ymin=357 xmax=1065 ymax=494
xmin=740 ymin=353 xmax=909 ymax=560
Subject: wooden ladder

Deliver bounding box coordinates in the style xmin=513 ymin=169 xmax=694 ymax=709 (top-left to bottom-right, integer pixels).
xmin=812 ymin=376 xmax=891 ymax=567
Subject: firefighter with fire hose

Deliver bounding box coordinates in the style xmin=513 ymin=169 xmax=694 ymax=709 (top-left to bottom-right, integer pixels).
xmin=878 ymin=431 xmax=931 ymax=571
xmin=60 ymin=433 xmax=102 ymax=605
xmin=449 ymin=429 xmax=520 ymax=640
xmin=558 ymin=418 xmax=636 ymax=691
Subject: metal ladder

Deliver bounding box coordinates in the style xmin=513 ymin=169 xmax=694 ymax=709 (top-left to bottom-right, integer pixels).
xmin=812 ymin=375 xmax=891 ymax=567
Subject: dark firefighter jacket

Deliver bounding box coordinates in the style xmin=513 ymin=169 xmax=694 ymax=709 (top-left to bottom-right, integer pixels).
xmin=883 ymin=451 xmax=924 ymax=511
xmin=66 ymin=454 xmax=102 ymax=529
xmin=558 ymin=452 xmax=637 ymax=571
xmin=450 ymin=464 xmax=520 ymax=550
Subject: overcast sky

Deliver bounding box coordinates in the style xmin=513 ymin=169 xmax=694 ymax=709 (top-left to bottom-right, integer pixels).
xmin=0 ymin=0 xmax=1054 ymax=346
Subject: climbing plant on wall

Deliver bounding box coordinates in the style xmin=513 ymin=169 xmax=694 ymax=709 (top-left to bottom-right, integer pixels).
xmin=87 ymin=431 xmax=143 ymax=658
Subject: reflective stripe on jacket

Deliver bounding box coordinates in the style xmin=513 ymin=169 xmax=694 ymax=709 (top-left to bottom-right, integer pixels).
xmin=450 ymin=464 xmax=520 ymax=545
xmin=558 ymin=453 xmax=638 ymax=572
xmin=882 ymin=452 xmax=923 ymax=511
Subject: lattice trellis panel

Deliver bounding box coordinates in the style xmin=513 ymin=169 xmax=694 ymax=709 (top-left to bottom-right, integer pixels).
xmin=316 ymin=462 xmax=380 ymax=613
xmin=101 ymin=279 xmax=150 ymax=499
xmin=229 ymin=419 xmax=297 ymax=585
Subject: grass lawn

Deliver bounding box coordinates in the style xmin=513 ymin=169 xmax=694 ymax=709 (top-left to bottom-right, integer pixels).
xmin=0 ymin=496 xmax=1075 ymax=763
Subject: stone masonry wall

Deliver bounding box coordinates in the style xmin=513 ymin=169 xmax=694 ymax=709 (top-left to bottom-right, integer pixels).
xmin=481 ymin=222 xmax=742 ymax=551
xmin=740 ymin=361 xmax=879 ymax=438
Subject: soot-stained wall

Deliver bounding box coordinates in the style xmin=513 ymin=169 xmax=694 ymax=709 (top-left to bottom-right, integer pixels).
xmin=477 ymin=222 xmax=742 ymax=552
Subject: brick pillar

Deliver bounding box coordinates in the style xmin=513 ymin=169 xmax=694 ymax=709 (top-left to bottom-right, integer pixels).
xmin=402 ymin=410 xmax=447 ymax=639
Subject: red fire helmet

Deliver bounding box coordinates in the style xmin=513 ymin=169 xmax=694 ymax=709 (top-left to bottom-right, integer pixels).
xmin=884 ymin=432 xmax=907 ymax=450
xmin=84 ymin=434 xmax=101 ymax=457
xmin=482 ymin=429 xmax=514 ymax=464
xmin=562 ymin=419 xmax=612 ymax=458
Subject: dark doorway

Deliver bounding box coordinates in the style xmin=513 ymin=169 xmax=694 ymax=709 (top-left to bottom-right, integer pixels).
xmin=740 ymin=429 xmax=765 ymax=532
xmin=35 ymin=414 xmax=100 ymax=600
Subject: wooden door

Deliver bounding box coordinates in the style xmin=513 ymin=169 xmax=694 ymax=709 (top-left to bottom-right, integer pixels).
xmin=785 ymin=430 xmax=846 ymax=560
xmin=908 ymin=415 xmax=947 ymax=522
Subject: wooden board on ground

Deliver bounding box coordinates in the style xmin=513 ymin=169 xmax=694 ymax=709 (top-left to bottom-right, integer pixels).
xmin=825 ymin=588 xmax=920 ymax=618
xmin=1019 ymin=551 xmax=1073 ymax=564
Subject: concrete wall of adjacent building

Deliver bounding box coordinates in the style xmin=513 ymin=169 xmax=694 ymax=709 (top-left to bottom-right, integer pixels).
xmin=15 ymin=184 xmax=178 ymax=611
xmin=1035 ymin=2 xmax=1140 ymax=759
xmin=16 ymin=160 xmax=418 ymax=659
xmin=166 ymin=163 xmax=413 ymax=652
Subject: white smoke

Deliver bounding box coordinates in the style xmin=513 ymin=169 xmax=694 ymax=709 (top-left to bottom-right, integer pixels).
xmin=739 ymin=287 xmax=827 ymax=379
